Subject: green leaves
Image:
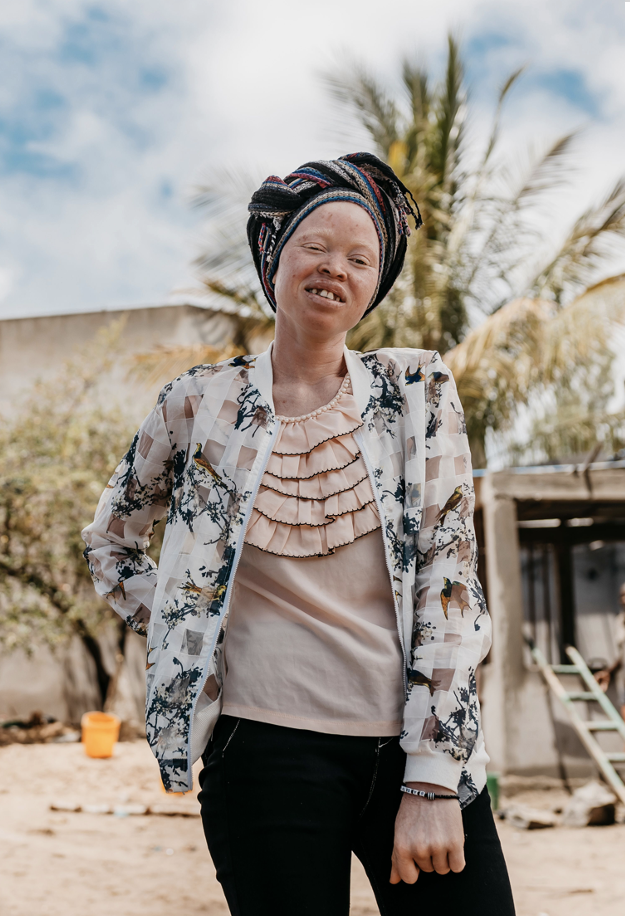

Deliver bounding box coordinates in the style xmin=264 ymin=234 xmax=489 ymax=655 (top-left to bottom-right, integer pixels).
xmin=323 ymin=66 xmax=401 ymax=158
xmin=444 ymin=276 xmax=625 ymax=465
xmin=528 ymin=180 xmax=625 ymax=303
xmin=0 ymin=322 xmax=137 ymax=655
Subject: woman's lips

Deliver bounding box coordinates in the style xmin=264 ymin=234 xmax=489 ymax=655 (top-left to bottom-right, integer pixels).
xmin=305 ymin=286 xmax=344 ymax=303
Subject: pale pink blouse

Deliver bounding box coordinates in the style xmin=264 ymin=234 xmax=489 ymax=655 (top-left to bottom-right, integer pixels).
xmin=221 ymin=376 xmax=405 ymax=735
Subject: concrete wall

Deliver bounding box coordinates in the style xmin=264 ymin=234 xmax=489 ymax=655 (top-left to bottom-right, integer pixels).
xmin=0 ymin=628 xmax=147 ymax=725
xmin=0 ymin=302 xmax=241 ymax=420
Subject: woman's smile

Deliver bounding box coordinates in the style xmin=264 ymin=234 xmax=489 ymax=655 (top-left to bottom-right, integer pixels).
xmin=304 ymin=285 xmax=345 ymax=304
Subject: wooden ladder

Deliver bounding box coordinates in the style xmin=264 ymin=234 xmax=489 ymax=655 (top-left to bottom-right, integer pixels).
xmin=525 ymin=637 xmax=625 ymax=803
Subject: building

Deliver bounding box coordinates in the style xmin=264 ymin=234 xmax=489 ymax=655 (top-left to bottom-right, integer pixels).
xmin=478 ymin=462 xmax=625 ymax=779
xmin=0 ymin=299 xmax=254 ymax=419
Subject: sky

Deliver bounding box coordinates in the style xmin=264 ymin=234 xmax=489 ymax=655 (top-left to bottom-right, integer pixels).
xmin=0 ymin=0 xmax=623 ymax=320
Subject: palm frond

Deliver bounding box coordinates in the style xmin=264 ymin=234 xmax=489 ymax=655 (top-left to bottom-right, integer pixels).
xmin=445 ymin=276 xmax=623 ymax=401
xmin=514 ymin=132 xmax=577 ymax=202
xmin=402 ymin=60 xmax=430 ymax=134
xmin=445 ymin=276 xmax=624 ymax=464
xmin=540 ymin=274 xmax=624 ymax=378
xmin=527 ymin=181 xmax=625 ymax=300
xmin=191 ymin=166 xmax=259 ymax=218
xmin=427 ymin=34 xmax=466 ymax=190
xmin=129 ymin=343 xmax=244 ymax=390
xmin=201 ymin=278 xmax=264 ymax=314
xmin=457 ymin=64 xmax=525 ymax=241
xmin=482 ymin=67 xmax=526 ymax=166
xmin=190 ymin=166 xmax=270 ymax=318
xmin=444 ymin=296 xmax=547 ymax=400
xmin=323 ymin=66 xmax=401 ymax=158
xmin=460 ymin=133 xmax=578 ymax=303
xmin=508 ymin=400 xmax=624 ymax=467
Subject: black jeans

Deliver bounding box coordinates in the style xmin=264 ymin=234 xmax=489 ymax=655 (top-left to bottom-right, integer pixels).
xmin=198 ymin=716 xmax=515 ymax=917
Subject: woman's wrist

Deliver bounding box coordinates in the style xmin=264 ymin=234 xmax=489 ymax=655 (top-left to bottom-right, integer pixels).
xmin=404 ymin=781 xmax=454 ymax=796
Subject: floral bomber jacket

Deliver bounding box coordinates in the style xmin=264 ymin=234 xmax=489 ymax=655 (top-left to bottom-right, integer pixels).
xmin=82 ymin=343 xmax=492 ymax=804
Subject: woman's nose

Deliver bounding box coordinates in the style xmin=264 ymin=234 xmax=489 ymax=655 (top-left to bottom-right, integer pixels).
xmin=319 ymin=256 xmax=346 ymax=279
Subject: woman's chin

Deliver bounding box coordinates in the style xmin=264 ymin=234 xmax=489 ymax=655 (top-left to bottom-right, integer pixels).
xmin=294 ymin=296 xmax=359 ymax=337
xmin=300 ymin=313 xmax=350 ymax=339
xmin=276 ymin=293 xmax=363 ymax=340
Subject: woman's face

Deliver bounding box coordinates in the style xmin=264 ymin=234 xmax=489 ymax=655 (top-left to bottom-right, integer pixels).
xmin=273 ymin=201 xmax=380 ymax=341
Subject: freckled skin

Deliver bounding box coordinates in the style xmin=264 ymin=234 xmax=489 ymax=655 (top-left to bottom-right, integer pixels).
xmin=274 ymin=201 xmax=380 ymax=345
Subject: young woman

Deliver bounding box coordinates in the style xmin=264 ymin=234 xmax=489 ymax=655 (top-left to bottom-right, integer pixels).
xmin=83 ymin=153 xmax=514 ymax=916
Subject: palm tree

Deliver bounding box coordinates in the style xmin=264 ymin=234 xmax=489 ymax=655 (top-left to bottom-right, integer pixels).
xmin=444 ymin=275 xmax=624 ymax=466
xmin=327 ymin=39 xmax=622 ymax=338
xmin=134 ymin=36 xmax=624 ymax=467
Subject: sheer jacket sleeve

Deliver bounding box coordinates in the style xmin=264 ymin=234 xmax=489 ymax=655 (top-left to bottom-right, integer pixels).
xmin=402 ymin=354 xmax=492 ymax=790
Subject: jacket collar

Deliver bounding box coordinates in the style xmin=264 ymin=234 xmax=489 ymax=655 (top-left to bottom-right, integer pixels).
xmin=343 ymin=345 xmax=372 ymax=419
xmin=251 ymin=341 xmax=275 ymax=413
xmin=251 ymin=340 xmax=371 ymax=420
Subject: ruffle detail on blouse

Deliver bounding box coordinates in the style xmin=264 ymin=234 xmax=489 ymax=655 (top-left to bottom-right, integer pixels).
xmin=265 ymin=434 xmax=360 ymax=481
xmin=254 ymin=476 xmax=375 ymax=526
xmin=261 ymin=458 xmax=368 ymax=500
xmin=245 ymin=502 xmax=381 ymax=557
xmin=244 ymin=375 xmax=381 ymax=558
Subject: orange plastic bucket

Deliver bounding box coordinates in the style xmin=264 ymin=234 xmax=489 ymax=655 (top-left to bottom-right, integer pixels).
xmin=81 ymin=712 xmax=121 ymax=758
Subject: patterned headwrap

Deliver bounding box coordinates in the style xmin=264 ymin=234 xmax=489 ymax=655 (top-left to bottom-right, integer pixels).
xmin=247 ymin=152 xmax=421 ymax=316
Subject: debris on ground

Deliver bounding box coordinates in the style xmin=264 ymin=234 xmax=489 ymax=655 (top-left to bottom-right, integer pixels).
xmin=504 ymin=804 xmax=558 ymax=830
xmin=499 ymin=774 xmax=589 ymax=796
xmin=50 ymin=799 xmax=199 ymax=817
xmin=560 ymin=781 xmax=618 ymax=827
xmin=0 ymin=710 xmax=145 ymax=746
xmin=0 ymin=711 xmax=81 ymax=746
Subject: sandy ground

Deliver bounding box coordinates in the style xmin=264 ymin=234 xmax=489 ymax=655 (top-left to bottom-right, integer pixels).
xmin=0 ymin=740 xmax=624 ymax=917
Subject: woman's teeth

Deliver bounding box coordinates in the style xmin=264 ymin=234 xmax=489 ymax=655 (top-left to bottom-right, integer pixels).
xmin=307 ymin=288 xmax=342 ymax=302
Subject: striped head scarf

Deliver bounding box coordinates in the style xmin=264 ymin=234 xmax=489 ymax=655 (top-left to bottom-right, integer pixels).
xmin=247 ymin=152 xmax=421 ymax=316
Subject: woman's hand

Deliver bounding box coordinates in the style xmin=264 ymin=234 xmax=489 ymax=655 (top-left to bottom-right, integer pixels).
xmin=390 ymin=782 xmax=465 ymax=883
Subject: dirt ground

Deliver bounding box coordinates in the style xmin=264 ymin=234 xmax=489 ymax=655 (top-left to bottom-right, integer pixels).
xmin=0 ymin=740 xmax=624 ymax=917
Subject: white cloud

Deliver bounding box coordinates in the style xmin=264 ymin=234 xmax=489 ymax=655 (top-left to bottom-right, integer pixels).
xmin=0 ymin=0 xmax=622 ymax=320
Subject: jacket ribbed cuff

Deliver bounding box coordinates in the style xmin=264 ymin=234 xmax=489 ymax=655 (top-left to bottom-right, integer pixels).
xmin=403 ymin=752 xmax=462 ymax=794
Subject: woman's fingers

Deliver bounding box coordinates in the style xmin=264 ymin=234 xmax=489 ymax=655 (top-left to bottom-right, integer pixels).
xmin=430 ymin=849 xmax=451 ymax=875
xmin=413 ymin=849 xmax=435 ymax=875
xmin=448 ymin=844 xmax=466 ymax=873
xmin=391 ymin=843 xmax=465 ymax=883
xmin=390 ymin=848 xmax=422 ymax=884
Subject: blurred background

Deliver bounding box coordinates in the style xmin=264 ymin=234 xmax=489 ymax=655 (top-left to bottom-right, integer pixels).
xmin=0 ymin=2 xmax=625 ymax=914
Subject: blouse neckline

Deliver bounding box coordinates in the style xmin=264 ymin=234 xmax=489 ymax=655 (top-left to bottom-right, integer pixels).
xmin=275 ymin=374 xmax=351 ymax=423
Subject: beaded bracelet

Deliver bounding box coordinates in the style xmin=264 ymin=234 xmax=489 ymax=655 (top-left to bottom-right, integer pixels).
xmin=400 ymin=785 xmax=459 ymax=800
